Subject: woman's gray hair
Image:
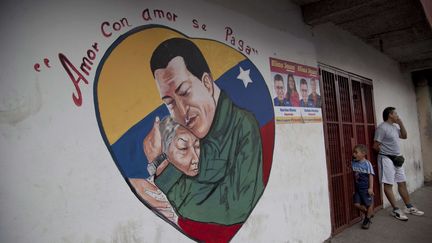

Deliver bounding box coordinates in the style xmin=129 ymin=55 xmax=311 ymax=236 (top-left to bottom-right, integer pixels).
xmin=159 ymin=116 xmax=180 ymax=155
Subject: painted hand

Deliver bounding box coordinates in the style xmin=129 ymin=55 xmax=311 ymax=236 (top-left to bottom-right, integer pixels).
xmin=143 ymin=116 xmax=162 ymax=162
xmin=129 ymin=178 xmax=170 ymax=209
xmin=129 ymin=178 xmax=177 ymax=223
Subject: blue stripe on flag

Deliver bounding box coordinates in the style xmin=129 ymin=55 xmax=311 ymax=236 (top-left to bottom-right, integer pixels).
xmin=215 ymin=59 xmax=274 ymax=127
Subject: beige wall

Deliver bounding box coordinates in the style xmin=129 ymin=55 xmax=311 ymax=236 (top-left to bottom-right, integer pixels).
xmin=415 ymin=79 xmax=432 ymax=182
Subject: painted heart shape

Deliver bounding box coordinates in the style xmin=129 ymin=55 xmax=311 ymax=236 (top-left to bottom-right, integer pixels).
xmin=94 ymin=25 xmax=274 ymax=242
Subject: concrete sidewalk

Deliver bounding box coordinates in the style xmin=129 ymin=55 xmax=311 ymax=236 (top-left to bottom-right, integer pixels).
xmin=328 ymin=182 xmax=432 ymax=243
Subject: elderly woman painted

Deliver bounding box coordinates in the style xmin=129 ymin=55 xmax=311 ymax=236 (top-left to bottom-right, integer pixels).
xmin=130 ymin=116 xmax=200 ymax=225
xmin=147 ymin=116 xmax=200 ymax=177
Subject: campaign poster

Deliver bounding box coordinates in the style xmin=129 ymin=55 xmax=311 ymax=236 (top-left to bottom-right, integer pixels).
xmin=269 ymin=57 xmax=322 ymax=124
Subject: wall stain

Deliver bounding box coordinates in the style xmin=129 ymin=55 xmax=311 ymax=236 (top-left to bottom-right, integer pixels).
xmin=153 ymin=224 xmax=162 ymax=243
xmin=242 ymin=214 xmax=269 ymax=239
xmin=111 ymin=220 xmax=144 ymax=243
xmin=0 ymin=77 xmax=41 ymax=125
xmin=283 ymin=203 xmax=289 ymax=223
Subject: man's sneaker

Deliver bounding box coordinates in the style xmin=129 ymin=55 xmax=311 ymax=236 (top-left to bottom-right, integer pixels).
xmin=391 ymin=208 xmax=408 ymax=221
xmin=405 ymin=207 xmax=424 ymax=216
xmin=361 ymin=217 xmax=371 ymax=229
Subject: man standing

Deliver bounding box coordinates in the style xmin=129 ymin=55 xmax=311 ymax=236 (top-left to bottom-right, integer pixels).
xmin=373 ymin=107 xmax=424 ymax=221
xmin=299 ymin=78 xmax=313 ymax=107
xmin=143 ymin=38 xmax=264 ymax=230
xmin=307 ymin=78 xmax=321 ymax=108
xmin=273 ymin=74 xmax=290 ymax=106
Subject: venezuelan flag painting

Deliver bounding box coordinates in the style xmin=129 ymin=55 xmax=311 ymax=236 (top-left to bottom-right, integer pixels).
xmin=94 ymin=25 xmax=274 ymax=242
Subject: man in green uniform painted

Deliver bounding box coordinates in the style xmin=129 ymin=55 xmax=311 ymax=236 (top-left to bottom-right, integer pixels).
xmin=143 ymin=38 xmax=264 ymax=225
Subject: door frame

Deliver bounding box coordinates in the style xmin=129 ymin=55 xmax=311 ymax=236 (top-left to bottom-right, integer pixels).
xmin=319 ymin=63 xmax=382 ymax=234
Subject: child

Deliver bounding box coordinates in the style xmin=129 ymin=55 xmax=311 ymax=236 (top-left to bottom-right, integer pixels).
xmin=352 ymin=144 xmax=375 ymax=229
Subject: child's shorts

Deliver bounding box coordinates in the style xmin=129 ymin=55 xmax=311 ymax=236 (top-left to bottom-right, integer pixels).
xmin=353 ymin=189 xmax=373 ymax=207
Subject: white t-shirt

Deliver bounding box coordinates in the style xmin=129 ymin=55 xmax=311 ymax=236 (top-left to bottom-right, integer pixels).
xmin=374 ymin=122 xmax=401 ymax=155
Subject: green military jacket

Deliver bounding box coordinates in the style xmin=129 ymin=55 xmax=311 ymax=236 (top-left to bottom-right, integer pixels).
xmin=155 ymin=91 xmax=264 ymax=225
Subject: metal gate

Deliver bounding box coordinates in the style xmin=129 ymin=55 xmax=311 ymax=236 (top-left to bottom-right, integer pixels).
xmin=320 ymin=65 xmax=382 ymax=234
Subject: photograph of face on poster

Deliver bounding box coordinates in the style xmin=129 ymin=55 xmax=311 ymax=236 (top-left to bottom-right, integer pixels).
xmin=272 ymin=72 xmax=321 ymax=108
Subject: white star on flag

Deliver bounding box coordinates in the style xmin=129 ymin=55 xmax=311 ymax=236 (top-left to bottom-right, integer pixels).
xmin=237 ymin=66 xmax=253 ymax=88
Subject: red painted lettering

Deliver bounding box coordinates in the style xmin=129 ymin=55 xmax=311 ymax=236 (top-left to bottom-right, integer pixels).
xmin=142 ymin=8 xmax=177 ymax=22
xmin=101 ymin=18 xmax=131 ymax=37
xmin=154 ymin=9 xmax=165 ymax=18
xmin=101 ymin=21 xmax=112 ymax=37
xmin=238 ymin=39 xmax=244 ymax=51
xmin=142 ymin=8 xmax=152 ymax=21
xmin=87 ymin=49 xmax=96 ymax=60
xmin=58 ymin=42 xmax=99 ymax=107
xmin=120 ymin=18 xmax=131 ymax=27
xmin=193 ymin=19 xmax=206 ymax=31
xmin=92 ymin=42 xmax=99 ymax=52
xmin=59 ymin=53 xmax=89 ymax=107
xmin=224 ymin=26 xmax=258 ymax=56
xmin=80 ymin=57 xmax=93 ymax=76
xmin=225 ymin=27 xmax=232 ymax=41
xmin=166 ymin=12 xmax=173 ymax=21
xmin=171 ymin=12 xmax=178 ymax=21
xmin=44 ymin=58 xmax=51 ymax=68
xmin=34 ymin=63 xmax=41 ymax=72
xmin=113 ymin=22 xmax=122 ymax=31
xmin=192 ymin=19 xmax=199 ymax=28
xmin=245 ymin=45 xmax=251 ymax=55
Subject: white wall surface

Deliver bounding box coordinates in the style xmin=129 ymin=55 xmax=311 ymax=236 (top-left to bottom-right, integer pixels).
xmin=0 ymin=0 xmax=331 ymax=242
xmin=313 ymin=23 xmax=425 ymax=206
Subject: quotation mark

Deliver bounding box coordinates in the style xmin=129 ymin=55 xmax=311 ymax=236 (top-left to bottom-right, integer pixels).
xmin=34 ymin=58 xmax=51 ymax=72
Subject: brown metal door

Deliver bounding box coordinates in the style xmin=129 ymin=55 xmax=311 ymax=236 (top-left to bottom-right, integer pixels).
xmin=320 ymin=65 xmax=382 ymax=234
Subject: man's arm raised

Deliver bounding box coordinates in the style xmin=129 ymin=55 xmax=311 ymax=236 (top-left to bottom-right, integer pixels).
xmin=395 ymin=118 xmax=407 ymax=139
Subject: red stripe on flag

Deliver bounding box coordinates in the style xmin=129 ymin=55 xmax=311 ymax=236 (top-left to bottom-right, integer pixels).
xmin=260 ymin=119 xmax=275 ymax=186
xmin=178 ymin=217 xmax=242 ymax=243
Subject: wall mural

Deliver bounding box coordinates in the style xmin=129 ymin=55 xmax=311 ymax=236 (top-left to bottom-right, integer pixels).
xmin=34 ymin=6 xmax=276 ymax=242
xmin=93 ymin=25 xmax=275 ymax=242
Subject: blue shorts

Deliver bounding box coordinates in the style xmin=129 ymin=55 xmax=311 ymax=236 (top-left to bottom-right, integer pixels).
xmin=353 ymin=189 xmax=373 ymax=207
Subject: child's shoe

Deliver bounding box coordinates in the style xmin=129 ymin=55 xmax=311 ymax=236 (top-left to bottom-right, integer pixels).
xmin=361 ymin=217 xmax=371 ymax=229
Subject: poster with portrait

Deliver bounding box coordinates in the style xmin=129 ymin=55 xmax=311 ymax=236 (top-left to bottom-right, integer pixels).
xmin=269 ymin=57 xmax=322 ymax=124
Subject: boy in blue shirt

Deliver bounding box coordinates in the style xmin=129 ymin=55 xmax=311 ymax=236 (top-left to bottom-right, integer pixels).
xmin=352 ymin=144 xmax=375 ymax=229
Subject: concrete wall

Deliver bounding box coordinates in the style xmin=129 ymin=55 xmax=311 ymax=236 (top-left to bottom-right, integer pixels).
xmin=312 ymin=23 xmax=425 ymax=205
xmin=1 ymin=0 xmax=425 ymax=242
xmin=415 ymin=78 xmax=432 ymax=182
xmin=0 ymin=0 xmax=331 ymax=242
